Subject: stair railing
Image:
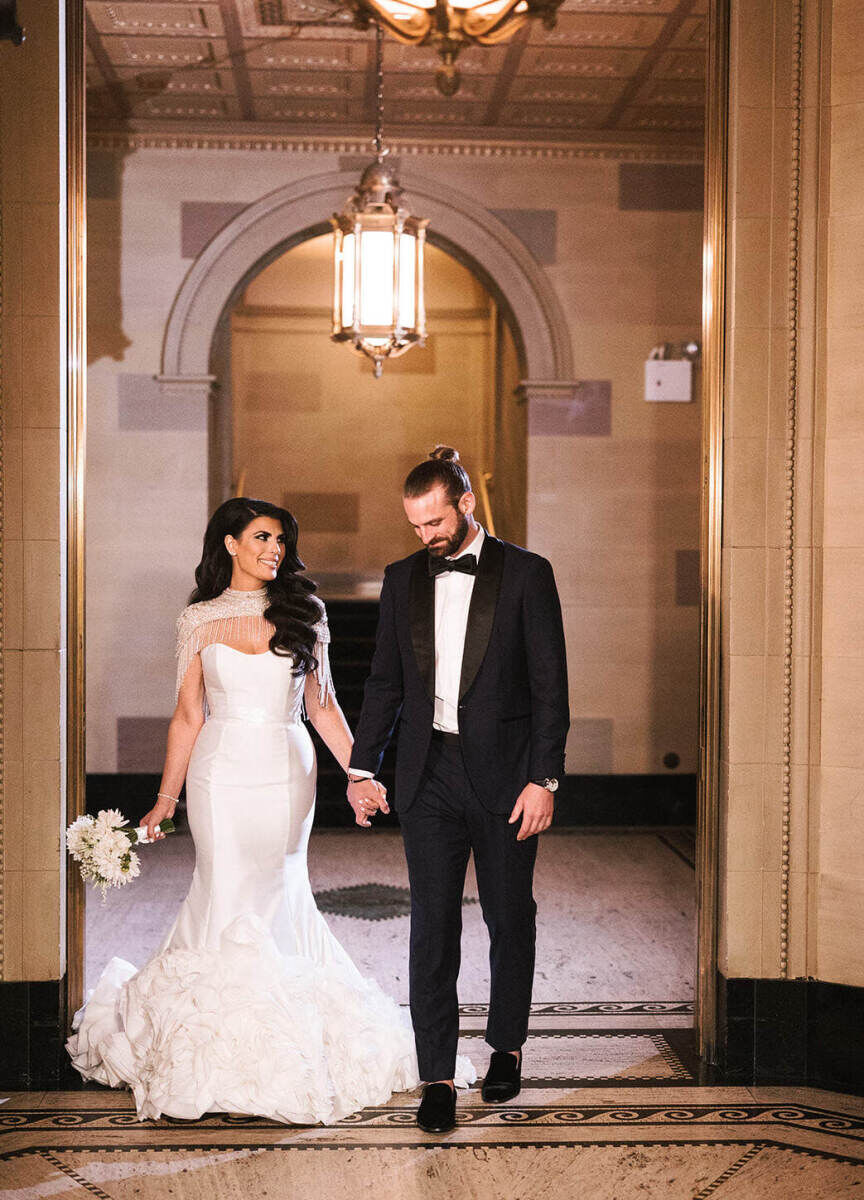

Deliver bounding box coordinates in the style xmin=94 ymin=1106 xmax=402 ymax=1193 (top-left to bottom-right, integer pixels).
xmin=477 ymin=470 xmax=496 ymax=537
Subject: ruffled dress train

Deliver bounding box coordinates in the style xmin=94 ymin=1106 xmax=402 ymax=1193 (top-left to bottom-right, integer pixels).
xmin=67 ymin=613 xmax=474 ymax=1123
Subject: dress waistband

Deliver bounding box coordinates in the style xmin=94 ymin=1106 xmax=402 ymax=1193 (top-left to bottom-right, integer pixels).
xmin=209 ymin=713 xmax=302 ymax=728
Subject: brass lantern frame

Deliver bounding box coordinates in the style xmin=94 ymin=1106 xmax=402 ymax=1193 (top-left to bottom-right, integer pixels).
xmin=331 ymin=159 xmax=428 ymax=377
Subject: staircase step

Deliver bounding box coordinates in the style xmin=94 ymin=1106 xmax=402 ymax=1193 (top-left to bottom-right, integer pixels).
xmin=309 ymin=599 xmax=397 ymax=823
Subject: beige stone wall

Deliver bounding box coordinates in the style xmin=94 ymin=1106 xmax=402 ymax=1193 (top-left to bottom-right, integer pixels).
xmin=815 ymin=0 xmax=864 ymax=987
xmin=719 ymin=0 xmax=864 ymax=990
xmin=84 ymin=147 xmax=703 ymax=778
xmin=0 ymin=0 xmax=66 ymax=981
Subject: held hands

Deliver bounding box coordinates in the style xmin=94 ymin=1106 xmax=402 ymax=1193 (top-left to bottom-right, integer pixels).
xmin=140 ymin=796 xmax=176 ymax=842
xmin=509 ymin=782 xmax=554 ymax=841
xmin=346 ymin=778 xmax=390 ymax=828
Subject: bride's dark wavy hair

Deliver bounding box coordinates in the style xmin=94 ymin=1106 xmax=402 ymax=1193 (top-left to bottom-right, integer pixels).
xmin=189 ymin=497 xmax=320 ymax=675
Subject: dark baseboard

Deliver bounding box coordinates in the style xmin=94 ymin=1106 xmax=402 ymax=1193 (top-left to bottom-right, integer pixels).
xmin=553 ymin=774 xmax=696 ymax=826
xmin=0 ymin=977 xmax=80 ymax=1091
xmin=3 ymin=968 xmax=862 ymax=1095
xmin=86 ymin=774 xmax=179 ymax=818
xmin=717 ymin=973 xmax=864 ymax=1094
xmin=87 ymin=771 xmax=697 ymax=828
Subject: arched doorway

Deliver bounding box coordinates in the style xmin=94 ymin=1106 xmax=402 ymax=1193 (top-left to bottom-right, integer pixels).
xmin=215 ymin=231 xmax=527 ymax=559
xmin=160 ymin=169 xmax=573 ymax=386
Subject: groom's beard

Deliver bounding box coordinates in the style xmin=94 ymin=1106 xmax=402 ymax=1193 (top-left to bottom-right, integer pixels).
xmin=427 ymin=511 xmax=470 ymax=558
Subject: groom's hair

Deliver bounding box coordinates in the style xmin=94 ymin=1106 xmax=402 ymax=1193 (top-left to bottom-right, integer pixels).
xmin=404 ymin=445 xmax=472 ymax=508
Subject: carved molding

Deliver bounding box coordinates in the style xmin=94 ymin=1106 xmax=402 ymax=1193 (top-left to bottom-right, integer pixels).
xmin=779 ymin=0 xmax=804 ymax=981
xmin=161 ymin=168 xmax=575 ymax=384
xmin=87 ymin=127 xmax=704 ymax=163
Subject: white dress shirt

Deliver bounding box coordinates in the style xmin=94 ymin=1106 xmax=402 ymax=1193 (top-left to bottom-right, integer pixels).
xmin=348 ymin=526 xmax=485 ymax=779
xmin=433 ymin=525 xmax=485 ymax=734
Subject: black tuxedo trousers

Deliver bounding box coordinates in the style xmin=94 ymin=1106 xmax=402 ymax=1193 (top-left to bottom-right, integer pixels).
xmin=349 ymin=537 xmax=568 ymax=1080
xmin=401 ymin=736 xmax=538 ymax=1082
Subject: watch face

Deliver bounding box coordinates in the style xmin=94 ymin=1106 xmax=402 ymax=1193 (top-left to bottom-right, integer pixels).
xmin=546 ymin=778 xmax=559 ymax=792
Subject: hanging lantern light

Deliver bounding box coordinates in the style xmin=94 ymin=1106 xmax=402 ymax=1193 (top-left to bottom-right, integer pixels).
xmin=348 ymin=0 xmax=564 ymax=96
xmin=331 ymin=27 xmax=428 ymax=378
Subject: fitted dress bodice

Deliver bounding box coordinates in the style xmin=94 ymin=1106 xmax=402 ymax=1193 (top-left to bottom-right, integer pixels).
xmin=201 ymin=642 xmax=305 ymax=726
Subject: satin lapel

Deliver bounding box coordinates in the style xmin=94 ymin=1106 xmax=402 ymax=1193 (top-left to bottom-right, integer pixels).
xmin=459 ymin=536 xmax=505 ymax=701
xmin=409 ymin=553 xmax=436 ymax=703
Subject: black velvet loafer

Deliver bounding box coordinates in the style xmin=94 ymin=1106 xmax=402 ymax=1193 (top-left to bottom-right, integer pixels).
xmin=416 ymin=1083 xmax=457 ymax=1133
xmin=481 ymin=1051 xmax=522 ymax=1102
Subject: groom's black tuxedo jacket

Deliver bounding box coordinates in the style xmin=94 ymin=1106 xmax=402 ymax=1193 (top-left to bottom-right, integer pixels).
xmin=349 ymin=535 xmax=570 ymax=814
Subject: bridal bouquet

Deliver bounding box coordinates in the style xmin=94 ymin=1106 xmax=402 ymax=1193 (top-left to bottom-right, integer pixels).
xmin=65 ymin=808 xmax=175 ymax=900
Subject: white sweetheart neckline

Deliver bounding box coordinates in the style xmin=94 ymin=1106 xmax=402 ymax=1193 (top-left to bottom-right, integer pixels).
xmin=201 ymin=642 xmax=274 ymax=659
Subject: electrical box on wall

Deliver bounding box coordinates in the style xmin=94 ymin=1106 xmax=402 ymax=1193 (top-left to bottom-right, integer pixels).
xmin=644 ymin=359 xmax=692 ymax=403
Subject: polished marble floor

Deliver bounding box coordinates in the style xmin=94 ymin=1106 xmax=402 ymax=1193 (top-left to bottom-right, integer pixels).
xmin=14 ymin=829 xmax=859 ymax=1194
xmin=2 ymin=1080 xmax=863 ymax=1198
xmin=85 ymin=827 xmax=698 ymax=1004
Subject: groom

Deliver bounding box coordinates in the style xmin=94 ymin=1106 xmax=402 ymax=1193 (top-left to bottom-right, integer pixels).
xmin=346 ymin=446 xmax=569 ymax=1133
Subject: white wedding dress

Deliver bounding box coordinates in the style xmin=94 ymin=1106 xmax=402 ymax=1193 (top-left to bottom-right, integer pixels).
xmin=67 ymin=589 xmax=473 ymax=1124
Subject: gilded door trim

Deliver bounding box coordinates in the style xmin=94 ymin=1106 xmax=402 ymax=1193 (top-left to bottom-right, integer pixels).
xmin=62 ymin=2 xmax=731 ymax=1060
xmin=65 ymin=0 xmax=87 ymax=1019
xmin=695 ymin=0 xmax=729 ymax=1064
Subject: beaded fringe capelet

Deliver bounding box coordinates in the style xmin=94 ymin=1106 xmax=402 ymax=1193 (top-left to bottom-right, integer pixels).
xmin=174 ymin=586 xmax=335 ymax=715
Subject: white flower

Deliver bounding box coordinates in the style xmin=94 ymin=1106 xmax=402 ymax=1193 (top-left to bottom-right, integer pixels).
xmin=65 ymin=814 xmax=95 ymax=859
xmin=94 ymin=808 xmax=127 ymax=833
xmin=66 ymin=805 xmax=166 ymax=899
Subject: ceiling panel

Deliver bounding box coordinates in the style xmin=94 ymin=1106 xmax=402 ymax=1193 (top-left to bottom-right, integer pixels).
xmin=129 ymin=93 xmax=244 ymax=119
xmin=249 ymin=69 xmax=366 ymax=99
xmin=254 ymin=97 xmax=356 ymax=120
xmin=526 ymin=14 xmax=667 ymax=47
xmin=519 ymin=47 xmax=648 ymax=77
xmin=86 ymin=0 xmax=706 ymax=145
xmin=88 ymin=3 xmax=226 ymax=36
xmin=243 ymin=38 xmax=368 ymax=71
xmin=385 ymin=73 xmax=496 ymax=103
xmin=114 ymin=65 xmax=236 ymax=93
xmin=502 ymin=103 xmax=613 ymax=130
xmin=99 ymin=35 xmax=228 ymax=67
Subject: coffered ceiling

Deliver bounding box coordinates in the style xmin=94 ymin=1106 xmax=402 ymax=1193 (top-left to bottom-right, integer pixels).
xmin=85 ymin=0 xmax=707 ymax=148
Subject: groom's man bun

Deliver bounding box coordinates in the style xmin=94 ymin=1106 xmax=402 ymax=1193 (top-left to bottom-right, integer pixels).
xmin=404 ymin=445 xmax=472 ymax=507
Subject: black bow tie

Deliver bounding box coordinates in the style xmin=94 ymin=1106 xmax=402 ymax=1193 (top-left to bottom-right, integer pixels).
xmin=428 ymin=553 xmax=478 ymax=578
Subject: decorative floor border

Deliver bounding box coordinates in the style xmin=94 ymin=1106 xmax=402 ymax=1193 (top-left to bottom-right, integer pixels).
xmin=3 ymin=1103 xmax=863 ymax=1140
xmin=459 ymin=1001 xmax=695 ymax=1016
xmin=3 ymin=1139 xmax=863 ymax=1170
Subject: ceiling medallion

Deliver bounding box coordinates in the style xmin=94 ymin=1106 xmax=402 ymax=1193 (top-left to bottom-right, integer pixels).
xmin=330 ymin=27 xmax=428 ymax=377
xmin=346 ymin=0 xmax=565 ymax=95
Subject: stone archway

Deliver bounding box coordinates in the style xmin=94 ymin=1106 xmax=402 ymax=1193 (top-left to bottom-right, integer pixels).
xmin=159 ymin=169 xmax=575 ymax=393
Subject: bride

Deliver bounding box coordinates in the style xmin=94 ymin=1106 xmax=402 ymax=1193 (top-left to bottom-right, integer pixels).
xmin=68 ymin=497 xmax=473 ymax=1124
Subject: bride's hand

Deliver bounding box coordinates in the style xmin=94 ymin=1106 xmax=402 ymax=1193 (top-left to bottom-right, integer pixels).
xmin=347 ymin=778 xmax=389 ymax=828
xmin=140 ymin=797 xmax=175 ymax=842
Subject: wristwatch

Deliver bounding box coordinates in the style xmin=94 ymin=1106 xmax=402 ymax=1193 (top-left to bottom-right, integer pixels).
xmin=532 ymin=777 xmax=559 ymax=793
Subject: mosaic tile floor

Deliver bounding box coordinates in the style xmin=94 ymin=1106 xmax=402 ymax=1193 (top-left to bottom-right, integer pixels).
xmin=2 ymin=1078 xmax=863 ymax=1199
xmin=41 ymin=828 xmax=864 ymax=1193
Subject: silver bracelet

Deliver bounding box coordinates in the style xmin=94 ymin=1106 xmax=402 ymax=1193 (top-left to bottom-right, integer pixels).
xmin=157 ymin=791 xmax=178 ymax=805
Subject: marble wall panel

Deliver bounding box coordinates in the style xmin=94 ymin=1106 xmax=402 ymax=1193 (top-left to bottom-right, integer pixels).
xmin=617 ymin=163 xmax=703 ymax=212
xmin=0 ymin=0 xmax=65 ymax=982
xmin=118 ymin=374 xmax=208 ymax=431
xmin=180 ymin=200 xmax=246 ymax=259
xmin=490 ymin=208 xmax=558 ymax=264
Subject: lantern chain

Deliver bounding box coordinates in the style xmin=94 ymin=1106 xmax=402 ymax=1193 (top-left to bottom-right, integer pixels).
xmin=373 ymin=23 xmax=386 ymax=161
